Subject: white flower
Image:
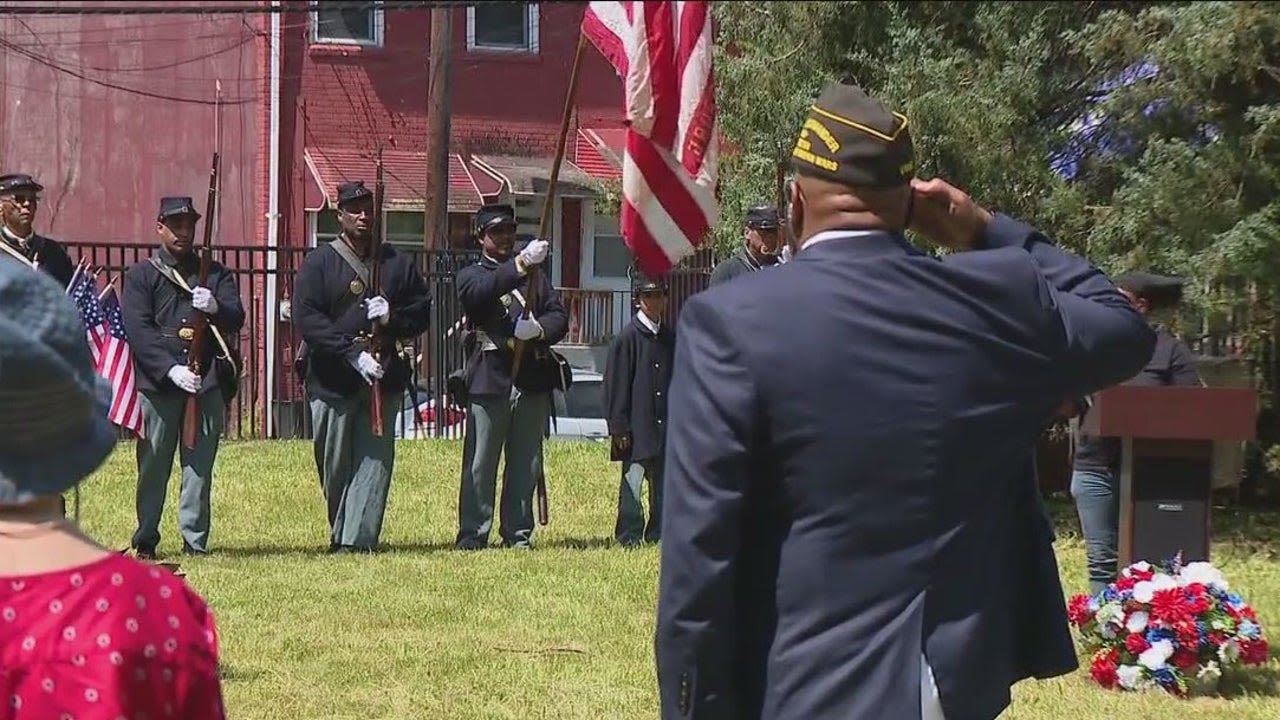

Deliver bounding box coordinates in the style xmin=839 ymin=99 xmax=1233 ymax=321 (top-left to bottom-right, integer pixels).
xmin=1117 ymin=664 xmax=1146 ymax=690
xmin=1198 ymin=661 xmax=1222 ymax=681
xmin=1097 ymin=602 xmax=1126 ymax=627
xmin=1125 ymin=561 xmax=1153 ymax=578
xmin=1125 ymin=611 xmax=1150 ymax=634
xmin=1139 ymin=640 xmax=1175 ymax=670
xmin=1101 ymin=623 xmax=1118 ymax=640
xmin=1180 ymin=562 xmax=1229 ymax=591
xmin=1218 ymin=639 xmax=1241 ymax=664
xmin=1132 ymin=574 xmax=1177 ymax=603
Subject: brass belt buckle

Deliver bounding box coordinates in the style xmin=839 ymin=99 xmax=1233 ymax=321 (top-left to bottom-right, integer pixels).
xmin=178 ymin=327 xmax=195 ymax=341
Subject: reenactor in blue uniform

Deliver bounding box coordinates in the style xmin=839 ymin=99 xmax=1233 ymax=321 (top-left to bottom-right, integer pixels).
xmin=121 ymin=197 xmax=246 ymax=559
xmin=1069 ymin=270 xmax=1205 ymax=593
xmin=655 ymin=82 xmax=1156 ymax=720
xmin=293 ymin=180 xmax=432 ymax=554
xmin=707 ymin=205 xmax=783 ymax=287
xmin=603 ymin=272 xmax=675 ymax=546
xmin=454 ymin=204 xmax=569 ymax=550
xmin=0 ymin=173 xmax=76 ymax=288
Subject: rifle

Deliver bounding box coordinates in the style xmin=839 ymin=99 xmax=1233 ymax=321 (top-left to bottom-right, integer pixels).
xmin=183 ymin=146 xmax=221 ymax=450
xmin=369 ymin=145 xmax=387 ymax=436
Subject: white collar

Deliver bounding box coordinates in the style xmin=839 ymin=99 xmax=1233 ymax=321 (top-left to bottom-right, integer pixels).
xmin=636 ymin=310 xmax=660 ymax=334
xmin=0 ymin=225 xmax=33 ymax=249
xmin=799 ymin=229 xmax=890 ymax=252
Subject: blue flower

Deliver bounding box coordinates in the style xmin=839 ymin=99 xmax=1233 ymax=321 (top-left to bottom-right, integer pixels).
xmin=1239 ymin=620 xmax=1262 ymax=640
xmin=1154 ymin=666 xmax=1179 ymax=687
xmin=1088 ymin=596 xmax=1101 ymax=613
xmin=1226 ymin=593 xmax=1245 ymax=609
xmin=1103 ymin=587 xmax=1121 ymax=603
xmin=1148 ymin=627 xmax=1175 ymax=644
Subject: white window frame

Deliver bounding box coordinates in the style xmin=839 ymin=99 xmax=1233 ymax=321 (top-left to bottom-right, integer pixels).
xmin=309 ymin=209 xmax=426 ymax=248
xmin=466 ymin=2 xmax=540 ymax=54
xmin=309 ymin=0 xmax=385 ymax=47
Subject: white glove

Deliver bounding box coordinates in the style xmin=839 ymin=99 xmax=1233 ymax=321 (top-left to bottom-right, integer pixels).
xmin=351 ymin=351 xmax=385 ymax=385
xmin=191 ymin=286 xmax=218 ymax=315
xmin=365 ymin=295 xmax=390 ymax=325
xmin=514 ymin=317 xmax=544 ymax=341
xmin=518 ymin=239 xmax=549 ymax=267
xmin=167 ymin=365 xmax=201 ymax=394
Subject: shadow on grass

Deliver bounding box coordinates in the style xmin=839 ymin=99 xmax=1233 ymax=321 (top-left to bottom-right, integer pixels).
xmin=1219 ymin=664 xmax=1280 ymax=699
xmin=206 ymin=536 xmax=622 ymax=557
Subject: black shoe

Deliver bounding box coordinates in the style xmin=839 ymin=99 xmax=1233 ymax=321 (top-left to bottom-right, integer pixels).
xmin=453 ymin=540 xmax=487 ymax=551
xmin=182 ymin=543 xmax=209 ymax=557
xmin=133 ymin=546 xmax=157 ymax=561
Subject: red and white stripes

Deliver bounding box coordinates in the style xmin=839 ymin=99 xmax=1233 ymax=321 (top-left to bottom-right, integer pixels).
xmin=583 ymin=1 xmax=719 ymax=276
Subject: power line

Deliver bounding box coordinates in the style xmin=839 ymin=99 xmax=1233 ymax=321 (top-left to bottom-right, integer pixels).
xmin=0 ymin=2 xmax=475 ymax=15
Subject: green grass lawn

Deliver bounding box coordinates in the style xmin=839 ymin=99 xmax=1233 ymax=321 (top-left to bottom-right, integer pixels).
xmin=73 ymin=439 xmax=1280 ymax=719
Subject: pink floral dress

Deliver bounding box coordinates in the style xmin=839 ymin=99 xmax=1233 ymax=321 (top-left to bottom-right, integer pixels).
xmin=0 ymin=553 xmax=225 ymax=719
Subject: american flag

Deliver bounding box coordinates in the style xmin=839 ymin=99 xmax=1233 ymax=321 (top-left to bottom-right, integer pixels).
xmin=68 ymin=272 xmax=143 ymax=437
xmin=582 ymin=1 xmax=718 ymax=277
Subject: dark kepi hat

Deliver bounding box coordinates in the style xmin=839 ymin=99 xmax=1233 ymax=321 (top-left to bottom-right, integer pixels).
xmin=0 ymin=173 xmax=43 ymax=194
xmin=336 ymin=180 xmax=373 ymax=207
xmin=745 ymin=206 xmax=780 ymax=230
xmin=789 ymin=81 xmax=916 ymax=188
xmin=631 ymin=271 xmax=668 ymax=294
xmin=475 ymin=203 xmax=517 ymax=233
xmin=157 ymin=196 xmax=201 ymax=222
xmin=1114 ymin=271 xmax=1186 ymax=308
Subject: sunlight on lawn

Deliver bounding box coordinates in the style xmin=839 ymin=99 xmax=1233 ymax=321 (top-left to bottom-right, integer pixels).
xmin=73 ymin=440 xmax=1280 ymax=720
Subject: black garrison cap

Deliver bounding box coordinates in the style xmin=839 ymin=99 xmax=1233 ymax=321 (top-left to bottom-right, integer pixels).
xmin=475 ymin=203 xmax=517 ymax=233
xmin=1115 ymin=271 xmax=1186 ymax=308
xmin=336 ymin=181 xmax=374 ymax=207
xmin=157 ymin=196 xmax=201 ymax=221
xmin=0 ymin=173 xmax=43 ymax=194
xmin=744 ymin=206 xmax=780 ymax=230
xmin=789 ymin=81 xmax=916 ymax=188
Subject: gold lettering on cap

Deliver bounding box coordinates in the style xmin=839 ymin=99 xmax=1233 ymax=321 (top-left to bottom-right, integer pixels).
xmin=791 ymin=145 xmax=839 ymax=172
xmin=803 ymin=118 xmax=841 ymax=153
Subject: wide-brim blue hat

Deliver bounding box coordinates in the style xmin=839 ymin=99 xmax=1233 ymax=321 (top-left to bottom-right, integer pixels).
xmin=0 ymin=262 xmax=118 ymax=505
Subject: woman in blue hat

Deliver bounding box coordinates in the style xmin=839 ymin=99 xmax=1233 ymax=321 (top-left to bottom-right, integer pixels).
xmin=0 ymin=263 xmax=226 ymax=718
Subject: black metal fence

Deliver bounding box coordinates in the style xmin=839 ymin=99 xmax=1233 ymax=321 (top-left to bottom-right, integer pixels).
xmin=64 ymin=241 xmax=710 ymax=441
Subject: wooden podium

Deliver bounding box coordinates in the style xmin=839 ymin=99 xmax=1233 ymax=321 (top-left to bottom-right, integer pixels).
xmin=1081 ymin=386 xmax=1256 ymax=567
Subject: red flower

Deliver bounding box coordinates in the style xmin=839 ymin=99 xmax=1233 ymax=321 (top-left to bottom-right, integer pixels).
xmin=1173 ymin=621 xmax=1199 ymax=651
xmin=1151 ymin=588 xmax=1193 ymax=624
xmin=1184 ymin=582 xmax=1207 ymax=597
xmin=1067 ymin=594 xmax=1093 ymax=626
xmin=1129 ymin=566 xmax=1155 ymax=581
xmin=1241 ymin=639 xmax=1270 ymax=665
xmin=1125 ymin=633 xmax=1150 ymax=655
xmin=1184 ymin=590 xmax=1210 ymax=616
xmin=1114 ymin=576 xmax=1137 ymax=592
xmin=1241 ymin=606 xmax=1258 ymax=621
xmin=1090 ymin=654 xmax=1119 ymax=689
xmin=1172 ymin=648 xmax=1199 ymax=670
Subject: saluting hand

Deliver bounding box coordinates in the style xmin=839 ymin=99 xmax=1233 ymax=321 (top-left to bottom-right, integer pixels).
xmin=908 ymin=178 xmax=994 ymax=251
xmin=191 ymin=286 xmax=218 ymax=315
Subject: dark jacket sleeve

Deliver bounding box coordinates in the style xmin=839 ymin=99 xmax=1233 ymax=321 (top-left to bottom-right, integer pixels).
xmin=122 ymin=264 xmax=181 ymax=382
xmin=39 ymin=238 xmax=76 ymax=289
xmin=211 ymin=266 xmax=246 ymax=335
xmin=1168 ymin=338 xmax=1205 ymax=387
xmin=603 ymin=328 xmax=634 ymax=436
xmin=655 ymin=294 xmax=755 ymax=720
xmin=535 ymin=272 xmax=570 ymax=345
xmin=386 ymin=257 xmax=432 ymax=340
xmin=457 ymin=260 xmax=523 ymax=316
xmin=294 ymin=251 xmax=362 ymax=364
xmin=981 ymin=213 xmax=1157 ymax=399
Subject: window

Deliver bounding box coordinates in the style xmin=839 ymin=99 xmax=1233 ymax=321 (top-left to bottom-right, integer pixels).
xmin=466 ymin=2 xmax=540 ymax=53
xmin=310 ymin=210 xmax=427 ymax=247
xmin=591 ymin=212 xmax=631 ymax=278
xmin=310 ymin=0 xmax=384 ymax=47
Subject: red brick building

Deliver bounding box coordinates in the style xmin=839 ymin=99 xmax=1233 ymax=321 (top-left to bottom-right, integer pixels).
xmin=1 ymin=1 xmax=647 ymax=436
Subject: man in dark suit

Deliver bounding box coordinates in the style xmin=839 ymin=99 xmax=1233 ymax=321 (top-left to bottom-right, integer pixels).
xmin=1069 ymin=270 xmax=1204 ymax=594
xmin=454 ymin=204 xmax=569 ymax=550
xmin=603 ymin=272 xmax=676 ymax=546
xmin=0 ymin=173 xmax=76 ymax=288
xmin=654 ymin=81 xmax=1156 ymax=720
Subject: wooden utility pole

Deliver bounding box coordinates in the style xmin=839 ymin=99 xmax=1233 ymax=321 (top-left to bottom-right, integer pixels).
xmin=424 ymin=6 xmax=453 ymax=249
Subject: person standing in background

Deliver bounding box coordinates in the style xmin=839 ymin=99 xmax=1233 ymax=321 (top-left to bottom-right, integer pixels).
xmin=603 ymin=272 xmax=676 ymax=547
